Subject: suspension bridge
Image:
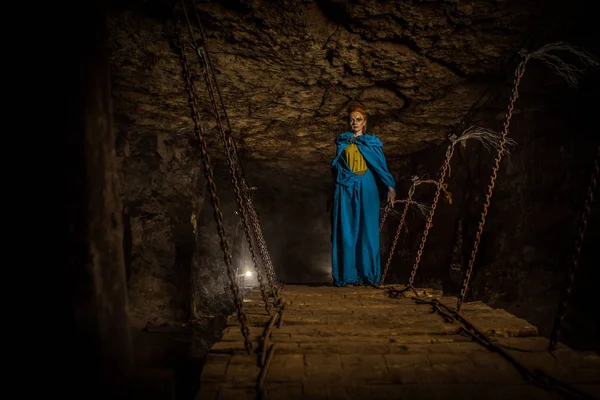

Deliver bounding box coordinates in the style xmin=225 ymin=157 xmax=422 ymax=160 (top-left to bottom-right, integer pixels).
xmin=167 ymin=1 xmax=600 ymax=399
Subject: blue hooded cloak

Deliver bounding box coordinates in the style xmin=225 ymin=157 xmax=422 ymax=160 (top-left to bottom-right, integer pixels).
xmin=330 ymin=132 xmax=396 ymax=286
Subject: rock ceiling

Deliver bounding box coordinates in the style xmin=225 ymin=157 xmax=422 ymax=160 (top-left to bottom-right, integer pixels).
xmin=109 ymin=0 xmax=547 ymax=178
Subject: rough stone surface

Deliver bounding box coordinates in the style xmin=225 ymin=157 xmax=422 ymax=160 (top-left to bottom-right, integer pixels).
xmin=108 ymin=0 xmax=549 ymax=175
xmin=116 ymin=124 xmax=206 ymax=324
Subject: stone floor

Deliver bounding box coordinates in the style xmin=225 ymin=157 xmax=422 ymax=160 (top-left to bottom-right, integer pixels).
xmin=198 ymin=285 xmax=600 ymax=400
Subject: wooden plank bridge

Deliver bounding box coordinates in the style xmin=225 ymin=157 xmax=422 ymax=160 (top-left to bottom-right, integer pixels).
xmin=198 ymin=285 xmax=600 ymax=400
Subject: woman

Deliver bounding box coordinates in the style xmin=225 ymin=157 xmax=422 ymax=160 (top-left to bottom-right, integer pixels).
xmin=328 ymin=104 xmax=396 ymax=287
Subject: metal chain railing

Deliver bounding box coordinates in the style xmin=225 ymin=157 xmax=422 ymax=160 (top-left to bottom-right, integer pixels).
xmin=380 ymin=183 xmax=416 ymax=285
xmin=196 ymin=16 xmax=280 ymax=293
xmin=238 ymin=172 xmax=280 ymax=295
xmin=189 ymin=0 xmax=280 ymax=291
xmin=405 ymin=144 xmax=456 ymax=290
xmin=379 ymin=177 xmax=439 ymax=285
xmin=248 ymin=197 xmax=279 ymax=296
xmin=379 ymin=203 xmax=392 ymax=232
xmin=178 ymin=0 xmax=274 ymax=314
xmin=457 ymin=58 xmax=529 ymax=311
xmin=548 ymin=145 xmax=599 ymax=351
xmin=410 ymin=297 xmax=594 ymax=400
xmin=186 ymin=0 xmax=280 ymax=300
xmin=171 ymin=3 xmax=253 ymax=352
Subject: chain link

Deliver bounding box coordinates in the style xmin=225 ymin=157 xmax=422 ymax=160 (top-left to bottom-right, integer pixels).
xmin=188 ymin=0 xmax=280 ymax=303
xmin=230 ymin=109 xmax=280 ymax=300
xmin=188 ymin=0 xmax=280 ymax=296
xmin=407 ymin=146 xmax=457 ymax=288
xmin=380 ymin=184 xmax=416 ymax=285
xmin=379 ymin=204 xmax=392 ymax=232
xmin=179 ymin=1 xmax=274 ymax=314
xmin=171 ymin=3 xmax=252 ymax=352
xmin=457 ymin=60 xmax=528 ymax=311
xmin=548 ymin=145 xmax=599 ymax=351
xmin=240 ymin=174 xmax=280 ymax=296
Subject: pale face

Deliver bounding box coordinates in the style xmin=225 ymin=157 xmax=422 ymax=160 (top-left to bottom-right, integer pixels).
xmin=349 ymin=111 xmax=366 ymax=135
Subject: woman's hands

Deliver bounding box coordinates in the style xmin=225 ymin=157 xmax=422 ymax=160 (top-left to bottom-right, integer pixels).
xmin=387 ymin=186 xmax=396 ymax=204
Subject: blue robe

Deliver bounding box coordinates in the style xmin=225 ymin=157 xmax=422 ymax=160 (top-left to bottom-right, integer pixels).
xmin=330 ymin=132 xmax=396 ymax=286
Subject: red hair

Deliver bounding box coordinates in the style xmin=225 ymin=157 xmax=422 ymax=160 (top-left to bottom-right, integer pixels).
xmin=347 ymin=103 xmax=367 ymax=120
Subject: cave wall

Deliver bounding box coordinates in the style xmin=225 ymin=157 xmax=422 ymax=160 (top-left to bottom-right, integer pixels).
xmin=108 ymin=5 xmax=248 ymax=325
xmin=113 ymin=101 xmax=248 ymax=327
xmin=116 ymin=124 xmax=206 ymax=325
xmin=109 ymin=20 xmax=212 ymax=324
xmin=107 ymin=0 xmax=599 ymax=352
xmin=107 ymin=0 xmax=555 ymax=176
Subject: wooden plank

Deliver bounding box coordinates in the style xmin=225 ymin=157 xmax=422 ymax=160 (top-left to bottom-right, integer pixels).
xmin=200 ymin=285 xmax=600 ymax=396
xmin=225 ymin=312 xmax=539 ymax=328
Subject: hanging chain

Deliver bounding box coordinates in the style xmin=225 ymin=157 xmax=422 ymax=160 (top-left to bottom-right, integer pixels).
xmin=457 ymin=59 xmax=529 ymax=311
xmin=171 ymin=3 xmax=252 ymax=352
xmin=380 ymin=184 xmax=416 ymax=285
xmin=236 ymin=170 xmax=279 ymax=294
xmin=178 ymin=0 xmax=274 ymax=314
xmin=379 ymin=204 xmax=392 ymax=232
xmin=407 ymin=145 xmax=457 ymax=288
xmin=249 ymin=207 xmax=280 ymax=295
xmin=195 ymin=0 xmax=280 ymax=296
xmin=548 ymin=145 xmax=599 ymax=351
xmin=240 ymin=174 xmax=280 ymax=296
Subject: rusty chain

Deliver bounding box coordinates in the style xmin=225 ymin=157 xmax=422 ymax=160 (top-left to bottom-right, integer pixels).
xmin=406 ymin=145 xmax=457 ymax=289
xmin=226 ymin=88 xmax=280 ymax=299
xmin=257 ymin=233 xmax=280 ymax=295
xmin=219 ymin=115 xmax=279 ymax=295
xmin=236 ymin=170 xmax=279 ymax=292
xmin=234 ymin=166 xmax=278 ymax=309
xmin=189 ymin=0 xmax=280 ymax=299
xmin=411 ymin=298 xmax=594 ymax=400
xmin=548 ymin=145 xmax=599 ymax=351
xmin=171 ymin=3 xmax=252 ymax=352
xmin=457 ymin=59 xmax=529 ymax=312
xmin=188 ymin=0 xmax=279 ymax=291
xmin=379 ymin=203 xmax=392 ymax=232
xmin=240 ymin=175 xmax=280 ymax=296
xmin=178 ymin=0 xmax=274 ymax=314
xmin=380 ymin=184 xmax=416 ymax=285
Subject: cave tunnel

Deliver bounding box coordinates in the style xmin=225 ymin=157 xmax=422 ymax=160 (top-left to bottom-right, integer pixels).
xmin=59 ymin=0 xmax=600 ymax=399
